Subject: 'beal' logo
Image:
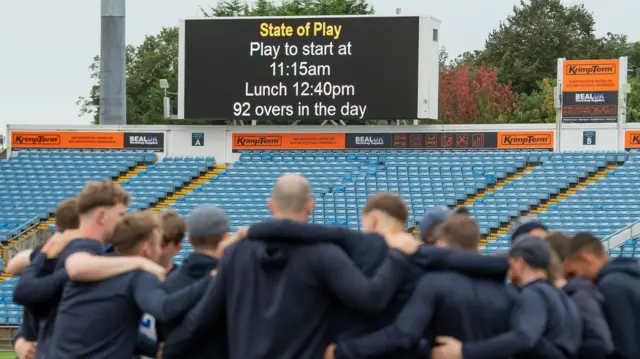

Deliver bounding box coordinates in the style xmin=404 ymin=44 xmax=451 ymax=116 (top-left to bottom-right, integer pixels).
xmin=566 ymin=64 xmax=617 ymax=76
xmin=355 ymin=136 xmax=385 ymax=146
xmin=235 ymin=136 xmax=282 ymax=146
xmin=12 ymin=134 xmax=61 ymax=145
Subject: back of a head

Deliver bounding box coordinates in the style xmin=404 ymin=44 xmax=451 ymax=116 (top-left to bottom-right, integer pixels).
xmin=566 ymin=232 xmax=606 ymax=259
xmin=160 ymin=210 xmax=186 ymax=247
xmin=54 ymin=197 xmax=80 ymax=232
xmin=187 ymin=204 xmax=230 ymax=250
xmin=434 ymin=214 xmax=480 ymax=251
xmin=110 ymin=211 xmax=159 ymax=256
xmin=76 ymin=181 xmax=131 ymax=216
xmin=271 ymin=174 xmax=312 ymax=215
xmin=362 ymin=192 xmax=409 ymax=226
xmin=546 ymin=232 xmax=571 ymax=260
xmin=509 ymin=235 xmax=551 ymax=270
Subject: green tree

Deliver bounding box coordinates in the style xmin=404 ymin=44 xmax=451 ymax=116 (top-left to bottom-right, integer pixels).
xmin=512 ymin=78 xmax=556 ymax=123
xmin=480 ymin=0 xmax=600 ymax=94
xmin=78 ymin=27 xmax=184 ymax=125
xmin=628 ymin=76 xmax=640 ymax=122
xmin=80 ymin=0 xmax=373 ymax=124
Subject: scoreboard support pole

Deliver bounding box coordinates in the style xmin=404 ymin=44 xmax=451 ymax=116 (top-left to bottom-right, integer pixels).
xmin=100 ymin=0 xmax=127 ymax=125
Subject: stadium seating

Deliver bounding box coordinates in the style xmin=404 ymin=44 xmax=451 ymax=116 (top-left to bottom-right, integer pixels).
xmin=0 ymin=278 xmax=22 ymax=324
xmin=0 ymin=150 xmax=153 ymax=241
xmin=120 ymin=156 xmax=216 ymax=211
xmin=2 ymin=148 xmax=640 ymax=324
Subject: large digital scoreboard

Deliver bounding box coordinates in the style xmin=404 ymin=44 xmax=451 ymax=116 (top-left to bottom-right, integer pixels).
xmin=178 ymin=15 xmax=440 ymax=120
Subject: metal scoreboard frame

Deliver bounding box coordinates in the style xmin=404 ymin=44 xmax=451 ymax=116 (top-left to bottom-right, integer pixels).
xmin=177 ymin=15 xmax=440 ymax=121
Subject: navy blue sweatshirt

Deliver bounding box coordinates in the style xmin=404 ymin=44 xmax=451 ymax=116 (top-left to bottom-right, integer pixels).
xmin=595 ymin=258 xmax=640 ymax=359
xmin=562 ymin=277 xmax=614 ymax=359
xmin=156 ymin=253 xmax=226 ymax=359
xmin=13 ymin=238 xmax=105 ymax=359
xmin=47 ymin=266 xmax=211 ymax=359
xmin=334 ymin=253 xmax=515 ymax=359
xmin=162 ymin=227 xmax=411 ymax=359
xmin=134 ymin=264 xmax=181 ymax=358
xmin=12 ymin=245 xmax=45 ymax=349
xmin=248 ymin=220 xmax=511 ymax=359
xmin=462 ymin=279 xmax=582 ymax=359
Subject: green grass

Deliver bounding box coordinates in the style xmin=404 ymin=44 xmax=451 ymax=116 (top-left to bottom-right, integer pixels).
xmin=0 ymin=352 xmax=15 ymax=359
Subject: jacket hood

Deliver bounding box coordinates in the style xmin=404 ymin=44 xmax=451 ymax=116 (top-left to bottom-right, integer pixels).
xmin=255 ymin=241 xmax=299 ymax=271
xmin=249 ymin=219 xmax=387 ymax=275
xmin=181 ymin=253 xmax=219 ymax=279
xmin=413 ymin=246 xmax=509 ymax=281
xmin=598 ymin=257 xmax=640 ymax=281
xmin=563 ymin=277 xmax=604 ymax=304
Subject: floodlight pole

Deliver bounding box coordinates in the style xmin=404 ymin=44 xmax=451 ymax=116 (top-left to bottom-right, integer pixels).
xmin=100 ymin=0 xmax=126 ymax=125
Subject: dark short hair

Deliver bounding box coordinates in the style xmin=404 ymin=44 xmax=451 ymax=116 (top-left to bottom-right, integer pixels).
xmin=110 ymin=212 xmax=159 ymax=255
xmin=454 ymin=207 xmax=469 ymax=215
xmin=76 ymin=181 xmax=131 ymax=215
xmin=434 ymin=214 xmax=480 ymax=250
xmin=160 ymin=210 xmax=186 ymax=247
xmin=546 ymin=232 xmax=571 ymax=260
xmin=54 ymin=198 xmax=80 ymax=232
xmin=566 ymin=232 xmax=606 ymax=258
xmin=362 ymin=192 xmax=409 ymax=226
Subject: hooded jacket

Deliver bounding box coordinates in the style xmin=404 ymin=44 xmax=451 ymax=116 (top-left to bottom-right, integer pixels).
xmin=562 ymin=277 xmax=614 ymax=359
xmin=596 ymin=258 xmax=640 ymax=359
xmin=462 ymin=279 xmax=582 ymax=359
xmin=334 ymin=252 xmax=515 ymax=359
xmin=248 ymin=221 xmax=518 ymax=359
xmin=162 ymin=220 xmax=411 ymax=359
xmin=157 ymin=253 xmax=226 ymax=359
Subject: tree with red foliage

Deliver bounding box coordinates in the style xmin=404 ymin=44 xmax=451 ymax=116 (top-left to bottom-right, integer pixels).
xmin=438 ymin=63 xmax=517 ymax=124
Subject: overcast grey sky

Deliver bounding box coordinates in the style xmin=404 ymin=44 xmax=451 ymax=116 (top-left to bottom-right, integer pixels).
xmin=1 ymin=0 xmax=638 ymax=142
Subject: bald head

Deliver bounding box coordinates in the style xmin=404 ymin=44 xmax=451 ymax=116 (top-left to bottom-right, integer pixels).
xmin=271 ymin=174 xmax=312 ymax=214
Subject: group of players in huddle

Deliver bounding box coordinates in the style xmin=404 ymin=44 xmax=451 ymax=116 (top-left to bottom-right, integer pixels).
xmin=6 ymin=173 xmax=640 ymax=359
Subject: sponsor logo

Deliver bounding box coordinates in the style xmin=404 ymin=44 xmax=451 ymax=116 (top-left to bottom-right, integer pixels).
xmin=128 ymin=135 xmax=159 ymax=146
xmin=629 ymin=134 xmax=640 ymax=145
xmin=575 ymin=93 xmax=605 ymax=103
xmin=12 ymin=134 xmax=60 ymax=145
xmin=500 ymin=134 xmax=553 ymax=147
xmin=563 ymin=105 xmax=617 ymax=116
xmin=355 ymin=136 xmax=385 ymax=146
xmin=566 ymin=64 xmax=617 ymax=76
xmin=235 ymin=135 xmax=282 ymax=146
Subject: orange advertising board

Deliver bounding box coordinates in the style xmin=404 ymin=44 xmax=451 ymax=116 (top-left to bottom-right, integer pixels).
xmin=497 ymin=131 xmax=554 ymax=149
xmin=562 ymin=59 xmax=620 ymax=92
xmin=625 ymin=131 xmax=640 ymax=149
xmin=232 ymin=133 xmax=346 ymax=150
xmin=11 ymin=132 xmax=125 ymax=149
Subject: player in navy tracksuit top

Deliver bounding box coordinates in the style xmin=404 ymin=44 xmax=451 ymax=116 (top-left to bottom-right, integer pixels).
xmin=162 ymin=223 xmax=415 ymax=359
xmin=430 ymin=236 xmax=582 ymax=359
xmin=562 ymin=232 xmax=640 ymax=359
xmin=13 ymin=238 xmax=107 ymax=358
xmin=47 ymin=211 xmax=212 ymax=359
xmin=562 ymin=277 xmax=614 ymax=359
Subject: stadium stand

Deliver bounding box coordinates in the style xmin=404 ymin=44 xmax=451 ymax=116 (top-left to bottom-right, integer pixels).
xmin=1 ymin=148 xmax=640 ymax=325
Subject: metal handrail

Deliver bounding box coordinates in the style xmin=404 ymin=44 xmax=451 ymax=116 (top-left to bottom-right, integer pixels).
xmin=602 ymin=218 xmax=640 ymax=251
xmin=6 ymin=216 xmax=42 ymax=243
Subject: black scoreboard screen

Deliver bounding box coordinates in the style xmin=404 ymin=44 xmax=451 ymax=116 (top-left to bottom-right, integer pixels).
xmin=178 ymin=16 xmax=439 ymax=120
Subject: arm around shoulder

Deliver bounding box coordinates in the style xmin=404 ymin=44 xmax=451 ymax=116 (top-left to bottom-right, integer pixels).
xmin=65 ymin=252 xmax=146 ymax=282
xmin=6 ymin=250 xmax=33 ymax=276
